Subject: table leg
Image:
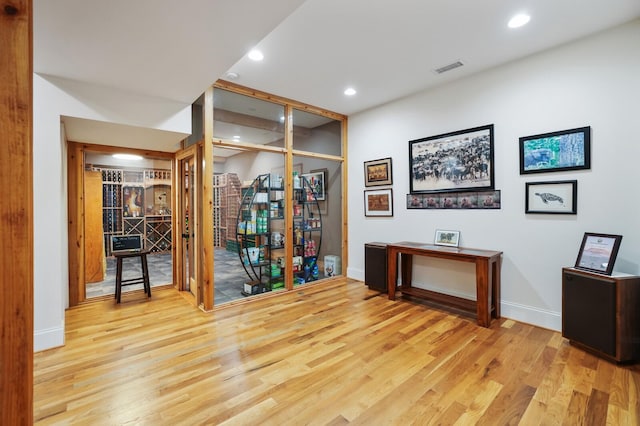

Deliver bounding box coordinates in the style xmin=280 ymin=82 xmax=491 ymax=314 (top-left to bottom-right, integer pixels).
xmin=492 ymin=257 xmax=501 ymax=319
xmin=387 ymin=247 xmax=397 ymax=300
xmin=400 ymin=253 xmax=413 ymax=291
xmin=475 ymin=259 xmax=490 ymax=327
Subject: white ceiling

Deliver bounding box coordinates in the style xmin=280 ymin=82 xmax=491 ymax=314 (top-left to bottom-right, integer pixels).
xmin=35 ymin=0 xmax=640 ymax=153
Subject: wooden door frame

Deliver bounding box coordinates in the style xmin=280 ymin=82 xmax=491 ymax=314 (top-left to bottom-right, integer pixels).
xmin=174 ymin=144 xmax=202 ymax=306
xmin=67 ymin=143 xmax=173 ymax=306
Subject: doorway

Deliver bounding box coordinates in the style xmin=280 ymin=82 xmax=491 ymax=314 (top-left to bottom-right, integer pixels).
xmin=175 ymin=145 xmax=201 ymax=306
xmin=67 ymin=142 xmax=175 ymax=306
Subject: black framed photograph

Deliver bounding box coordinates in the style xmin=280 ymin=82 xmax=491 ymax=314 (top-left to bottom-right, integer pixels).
xmin=519 ymin=126 xmax=591 ymax=174
xmin=364 ymin=157 xmax=393 ymax=187
xmin=574 ymin=232 xmax=623 ymax=275
xmin=364 ymin=188 xmax=393 ymax=217
xmin=409 ymin=124 xmax=494 ymax=194
xmin=525 ymin=180 xmax=577 ymax=214
xmin=434 ymin=229 xmax=460 ymax=247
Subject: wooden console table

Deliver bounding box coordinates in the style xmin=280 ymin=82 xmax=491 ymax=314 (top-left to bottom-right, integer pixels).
xmin=387 ymin=242 xmax=502 ymax=327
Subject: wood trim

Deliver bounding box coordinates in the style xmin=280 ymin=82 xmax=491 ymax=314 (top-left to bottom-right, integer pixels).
xmin=174 ymin=144 xmax=197 ymax=294
xmin=290 ymin=149 xmax=343 ymax=162
xmin=341 ymin=117 xmax=349 ymax=275
xmin=1 ymin=0 xmax=33 ymax=422
xmin=67 ymin=142 xmax=85 ymax=306
xmin=284 ymin=105 xmax=294 ymax=290
xmin=215 ymin=80 xmax=347 ymax=122
xmin=74 ymin=141 xmax=174 ymax=159
xmin=201 ymin=87 xmax=214 ymax=310
xmin=212 ymin=138 xmax=287 ymax=154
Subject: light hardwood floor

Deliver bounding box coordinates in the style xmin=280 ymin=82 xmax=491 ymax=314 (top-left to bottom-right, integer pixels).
xmin=34 ymin=279 xmax=640 ymax=425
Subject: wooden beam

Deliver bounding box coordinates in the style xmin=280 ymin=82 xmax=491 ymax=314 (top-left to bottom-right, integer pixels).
xmin=67 ymin=142 xmax=84 ymax=305
xmin=202 ymin=87 xmax=214 ymax=310
xmin=0 ymin=0 xmax=33 ymax=422
xmin=74 ymin=142 xmax=174 ymax=160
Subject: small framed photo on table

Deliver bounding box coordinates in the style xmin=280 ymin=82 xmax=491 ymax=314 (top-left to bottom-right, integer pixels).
xmin=574 ymin=232 xmax=623 ymax=275
xmin=434 ymin=230 xmax=460 ymax=247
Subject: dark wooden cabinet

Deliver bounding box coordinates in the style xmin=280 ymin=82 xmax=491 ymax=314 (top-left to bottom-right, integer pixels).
xmin=562 ymin=267 xmax=640 ymax=363
xmin=365 ymin=243 xmax=388 ymax=293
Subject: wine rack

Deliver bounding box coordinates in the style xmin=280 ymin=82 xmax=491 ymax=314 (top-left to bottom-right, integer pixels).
xmin=96 ymin=166 xmax=172 ymax=256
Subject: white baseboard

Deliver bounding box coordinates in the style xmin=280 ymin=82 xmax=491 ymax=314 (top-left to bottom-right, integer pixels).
xmin=34 ymin=323 xmax=65 ymax=352
xmin=500 ymin=301 xmax=561 ymax=332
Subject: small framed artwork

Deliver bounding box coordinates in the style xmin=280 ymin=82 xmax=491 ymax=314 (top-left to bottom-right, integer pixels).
xmin=364 ymin=188 xmax=393 ymax=217
xmin=409 ymin=124 xmax=494 ymax=194
xmin=434 ymin=230 xmax=460 ymax=247
xmin=364 ymin=157 xmax=393 ymax=187
xmin=574 ymin=232 xmax=623 ymax=275
xmin=519 ymin=126 xmax=591 ymax=174
xmin=123 ymin=186 xmax=144 ymax=217
xmin=525 ymin=180 xmax=577 ymax=214
xmin=302 ymin=169 xmax=327 ymax=201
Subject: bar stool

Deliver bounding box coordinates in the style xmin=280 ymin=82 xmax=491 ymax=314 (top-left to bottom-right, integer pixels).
xmin=114 ymin=250 xmax=151 ymax=303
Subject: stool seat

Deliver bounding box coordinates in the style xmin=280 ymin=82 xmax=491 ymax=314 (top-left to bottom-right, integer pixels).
xmin=114 ymin=250 xmax=151 ymax=303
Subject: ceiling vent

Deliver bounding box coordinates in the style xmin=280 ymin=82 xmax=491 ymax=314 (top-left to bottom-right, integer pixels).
xmin=434 ymin=61 xmax=464 ymax=74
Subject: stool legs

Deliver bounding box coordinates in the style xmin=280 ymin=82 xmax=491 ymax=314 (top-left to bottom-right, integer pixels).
xmin=140 ymin=254 xmax=151 ymax=298
xmin=115 ymin=256 xmax=124 ymax=303
xmin=115 ymin=253 xmax=151 ymax=303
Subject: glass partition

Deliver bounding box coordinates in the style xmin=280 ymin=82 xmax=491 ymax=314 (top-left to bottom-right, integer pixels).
xmin=213 ymin=88 xmax=285 ymax=148
xmin=292 ymin=109 xmax=342 ymax=156
xmin=293 ymin=155 xmax=343 ymax=284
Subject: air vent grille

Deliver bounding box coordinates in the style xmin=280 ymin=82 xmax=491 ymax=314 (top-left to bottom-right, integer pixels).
xmin=434 ymin=61 xmax=464 ymax=74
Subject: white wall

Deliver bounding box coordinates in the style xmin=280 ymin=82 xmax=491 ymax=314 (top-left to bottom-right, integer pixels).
xmin=33 ymin=75 xmax=192 ymax=351
xmin=347 ymin=20 xmax=640 ymax=331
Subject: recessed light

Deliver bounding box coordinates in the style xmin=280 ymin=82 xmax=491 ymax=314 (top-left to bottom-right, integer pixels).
xmin=344 ymin=87 xmax=357 ymax=96
xmin=508 ymin=13 xmax=530 ymax=28
xmin=225 ymin=72 xmax=239 ymax=80
xmin=232 ymin=135 xmax=240 ymax=140
xmin=113 ymin=153 xmax=143 ymax=161
xmin=248 ymin=49 xmax=264 ymax=61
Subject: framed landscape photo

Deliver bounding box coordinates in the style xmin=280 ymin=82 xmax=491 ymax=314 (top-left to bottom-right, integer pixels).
xmin=519 ymin=126 xmax=591 ymax=174
xmin=525 ymin=180 xmax=577 ymax=214
xmin=409 ymin=124 xmax=494 ymax=194
xmin=434 ymin=229 xmax=460 ymax=247
xmin=364 ymin=188 xmax=393 ymax=217
xmin=364 ymin=157 xmax=393 ymax=187
xmin=574 ymin=232 xmax=623 ymax=275
xmin=302 ymin=169 xmax=327 ymax=201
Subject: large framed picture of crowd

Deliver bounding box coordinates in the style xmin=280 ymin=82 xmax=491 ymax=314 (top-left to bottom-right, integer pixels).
xmin=409 ymin=124 xmax=494 ymax=194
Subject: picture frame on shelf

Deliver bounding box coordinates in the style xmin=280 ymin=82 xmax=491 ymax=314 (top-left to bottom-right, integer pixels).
xmin=302 ymin=169 xmax=327 ymax=201
xmin=364 ymin=188 xmax=393 ymax=217
xmin=409 ymin=124 xmax=494 ymax=193
xmin=364 ymin=157 xmax=393 ymax=187
xmin=519 ymin=126 xmax=591 ymax=174
xmin=434 ymin=230 xmax=460 ymax=247
xmin=525 ymin=180 xmax=577 ymax=214
xmin=574 ymin=232 xmax=623 ymax=275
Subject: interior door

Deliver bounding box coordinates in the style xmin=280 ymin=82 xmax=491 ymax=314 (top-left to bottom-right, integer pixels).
xmin=176 ymin=149 xmax=202 ymax=305
xmin=181 ymin=154 xmax=197 ymax=299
